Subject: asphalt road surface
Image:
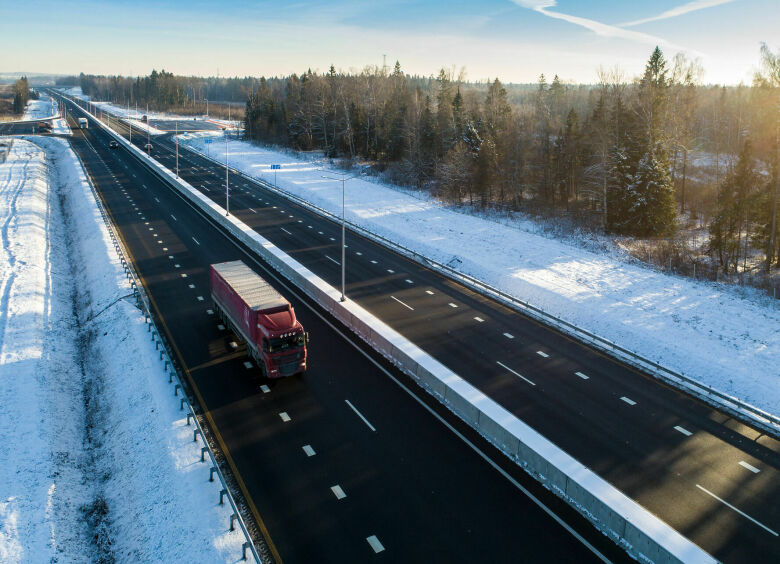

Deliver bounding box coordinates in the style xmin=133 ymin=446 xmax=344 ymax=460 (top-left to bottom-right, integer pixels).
xmin=58 ymin=92 xmax=780 ymax=563
xmin=58 ymin=100 xmax=635 ymax=564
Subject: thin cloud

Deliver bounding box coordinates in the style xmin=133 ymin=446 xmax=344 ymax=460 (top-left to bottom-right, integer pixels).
xmin=620 ymin=0 xmax=736 ymax=27
xmin=512 ymin=1 xmax=685 ymax=51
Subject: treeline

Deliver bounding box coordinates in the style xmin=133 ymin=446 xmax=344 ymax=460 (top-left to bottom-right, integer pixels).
xmin=12 ymin=76 xmax=37 ymax=114
xmin=243 ymin=48 xmax=779 ymax=272
xmin=78 ymin=71 xmax=257 ymax=110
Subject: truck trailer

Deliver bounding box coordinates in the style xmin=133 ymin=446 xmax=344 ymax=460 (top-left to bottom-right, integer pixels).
xmin=209 ymin=260 xmax=307 ymax=378
xmin=78 ymin=117 xmax=88 ymax=129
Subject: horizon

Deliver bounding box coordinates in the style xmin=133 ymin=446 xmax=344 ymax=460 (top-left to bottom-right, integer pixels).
xmin=1 ymin=1 xmax=778 ymax=86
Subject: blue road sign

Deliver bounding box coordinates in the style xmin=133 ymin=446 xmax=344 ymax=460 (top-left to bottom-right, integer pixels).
xmin=271 ymin=164 xmax=281 ymax=170
xmin=204 ymin=138 xmax=212 ymax=144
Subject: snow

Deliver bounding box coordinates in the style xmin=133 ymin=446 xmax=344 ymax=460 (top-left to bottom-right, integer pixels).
xmin=180 ymin=132 xmax=780 ymax=418
xmin=21 ymin=97 xmax=57 ymax=121
xmin=0 ymin=137 xmax=244 ymax=561
xmin=21 ymin=94 xmax=71 ymax=135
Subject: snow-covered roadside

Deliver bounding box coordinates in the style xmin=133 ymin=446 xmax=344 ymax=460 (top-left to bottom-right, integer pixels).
xmin=22 ymin=95 xmax=71 ymax=136
xmin=22 ymin=96 xmax=57 ymax=120
xmin=0 ymin=139 xmax=91 ymax=562
xmin=0 ymin=137 xmax=243 ymax=562
xmin=180 ymin=132 xmax=780 ymax=418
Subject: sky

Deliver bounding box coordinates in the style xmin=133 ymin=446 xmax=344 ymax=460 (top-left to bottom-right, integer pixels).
xmin=1 ymin=0 xmax=778 ymax=84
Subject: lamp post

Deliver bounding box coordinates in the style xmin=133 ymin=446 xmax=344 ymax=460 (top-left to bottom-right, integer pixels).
xmin=146 ymin=103 xmax=150 ymax=156
xmin=175 ymin=119 xmax=179 ymax=178
xmin=225 ymin=127 xmax=229 ymax=215
xmin=321 ymin=170 xmax=365 ymax=302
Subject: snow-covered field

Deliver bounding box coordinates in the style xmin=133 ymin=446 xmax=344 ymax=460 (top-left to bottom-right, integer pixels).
xmin=0 ymin=137 xmax=243 ymax=562
xmin=22 ymin=95 xmax=70 ymax=135
xmin=179 ymin=132 xmax=780 ymax=418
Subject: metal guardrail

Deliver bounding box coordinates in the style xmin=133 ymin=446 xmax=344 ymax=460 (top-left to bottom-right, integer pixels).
xmin=180 ymin=138 xmax=780 ymax=440
xmin=66 ymin=112 xmax=263 ymax=563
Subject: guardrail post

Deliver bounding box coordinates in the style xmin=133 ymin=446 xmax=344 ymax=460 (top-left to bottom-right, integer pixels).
xmin=201 ymin=447 xmax=208 ymax=462
xmin=180 ymin=398 xmax=187 ymax=411
xmin=242 ymin=542 xmax=249 ymax=561
xmin=219 ymin=489 xmax=227 ymax=505
xmin=164 ymin=360 xmax=169 ymax=372
xmin=174 ymin=384 xmax=181 ymax=396
xmin=230 ymin=513 xmax=237 ymax=532
xmin=186 ymin=412 xmax=193 ymax=425
xmin=209 ymin=466 xmax=217 ymax=482
xmin=193 ymin=429 xmax=201 ymax=442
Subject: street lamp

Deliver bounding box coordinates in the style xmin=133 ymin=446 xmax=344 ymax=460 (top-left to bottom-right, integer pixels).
xmin=225 ymin=127 xmax=230 ymax=215
xmin=321 ymin=170 xmax=365 ymax=302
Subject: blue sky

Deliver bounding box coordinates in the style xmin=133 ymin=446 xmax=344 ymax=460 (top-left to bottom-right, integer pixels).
xmin=1 ymin=0 xmax=777 ymax=84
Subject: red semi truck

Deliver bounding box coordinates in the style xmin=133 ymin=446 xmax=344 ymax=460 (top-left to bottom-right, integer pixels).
xmin=209 ymin=260 xmax=307 ymax=378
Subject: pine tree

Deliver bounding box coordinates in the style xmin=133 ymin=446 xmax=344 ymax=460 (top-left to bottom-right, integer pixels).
xmin=626 ymin=144 xmax=676 ymax=236
xmin=710 ymin=139 xmax=759 ymax=272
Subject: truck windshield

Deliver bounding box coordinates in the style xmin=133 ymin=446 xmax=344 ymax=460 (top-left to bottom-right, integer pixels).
xmin=266 ymin=334 xmax=304 ymax=352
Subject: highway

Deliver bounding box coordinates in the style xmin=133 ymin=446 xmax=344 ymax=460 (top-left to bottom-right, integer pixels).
xmin=52 ymin=98 xmax=631 ymax=563
xmin=56 ymin=92 xmax=780 ymax=563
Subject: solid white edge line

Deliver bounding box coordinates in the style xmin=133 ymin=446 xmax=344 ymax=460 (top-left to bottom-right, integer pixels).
xmin=390 ymin=295 xmax=414 ymax=311
xmin=496 ymin=361 xmax=536 ymax=387
xmin=695 ymin=484 xmax=777 ymax=536
xmin=345 ymin=399 xmax=376 ymax=432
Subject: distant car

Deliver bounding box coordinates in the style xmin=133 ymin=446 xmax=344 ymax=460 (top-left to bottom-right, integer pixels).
xmin=109 ymin=140 xmax=118 ymax=149
xmin=144 ymin=143 xmax=153 ymax=152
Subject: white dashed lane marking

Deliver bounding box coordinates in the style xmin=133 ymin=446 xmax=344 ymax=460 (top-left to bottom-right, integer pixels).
xmin=366 ymin=535 xmax=385 ymax=553
xmin=695 ymin=484 xmax=778 ymax=536
xmin=279 ymin=412 xmax=291 ymax=423
xmin=674 ymin=425 xmax=692 ymax=436
xmin=330 ymin=485 xmax=347 ymax=500
xmin=503 ymin=333 xmax=514 ymax=339
xmin=496 ymin=361 xmax=536 ymax=387
xmin=575 ymin=371 xmax=589 ymax=380
xmin=302 ymin=445 xmax=316 ymax=457
xmin=739 ymin=461 xmax=760 ymax=473
xmin=620 ymin=397 xmax=636 ymax=406
xmin=391 ymin=296 xmax=414 ymax=311
xmin=345 ymin=399 xmax=376 ymax=432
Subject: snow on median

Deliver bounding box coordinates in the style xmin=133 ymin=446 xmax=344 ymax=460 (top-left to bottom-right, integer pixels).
xmin=179 ymin=132 xmax=780 ymax=418
xmin=0 ymin=137 xmax=244 ymax=562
